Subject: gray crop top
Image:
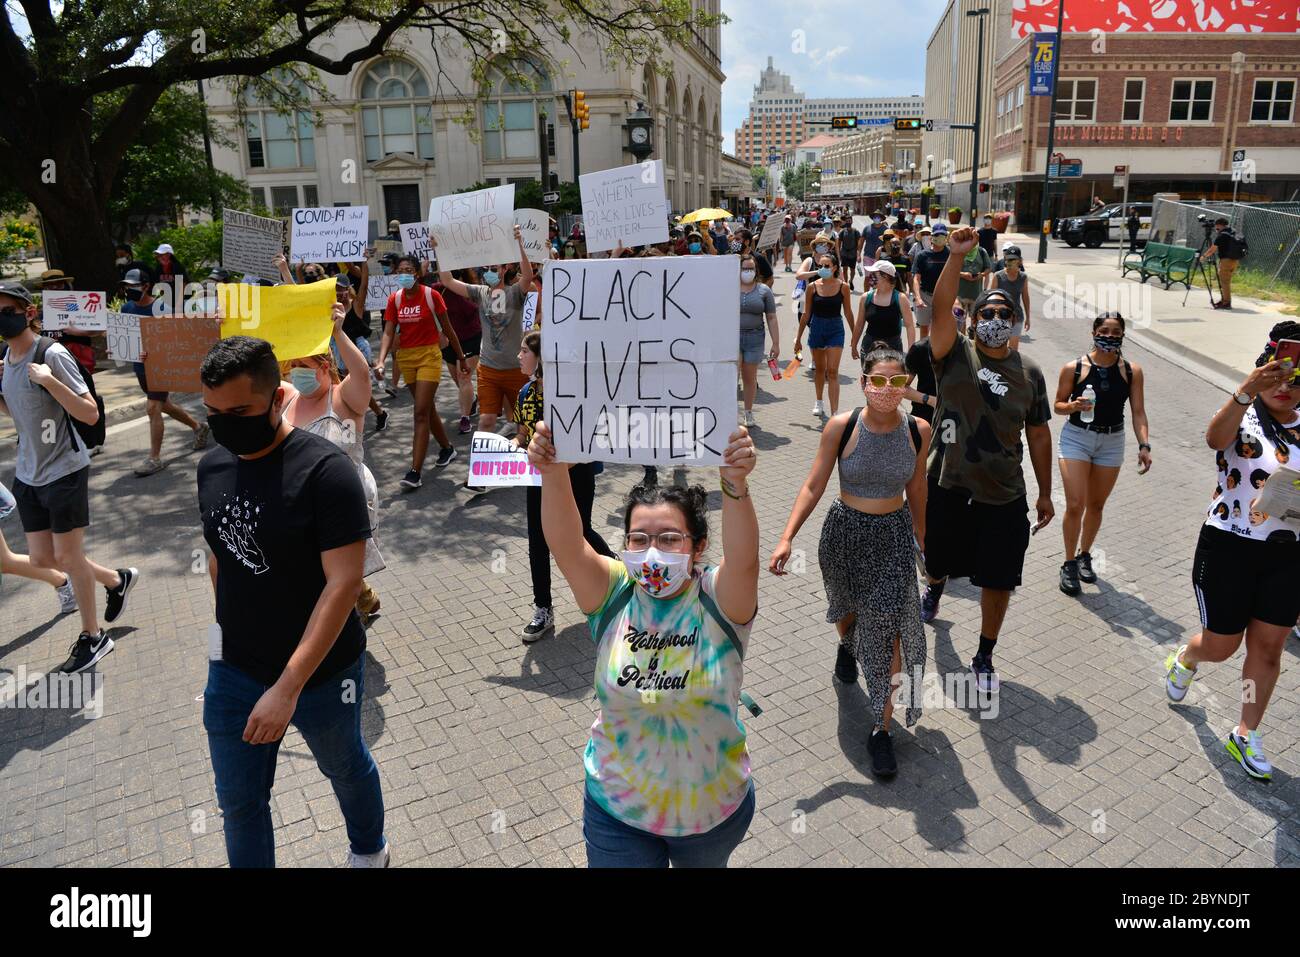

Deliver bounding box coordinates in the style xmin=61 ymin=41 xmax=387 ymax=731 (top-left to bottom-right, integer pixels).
xmin=838 ymin=414 xmax=917 ymax=498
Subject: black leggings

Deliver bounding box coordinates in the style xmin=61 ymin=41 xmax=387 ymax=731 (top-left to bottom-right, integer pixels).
xmin=526 ymin=462 xmax=617 ymax=609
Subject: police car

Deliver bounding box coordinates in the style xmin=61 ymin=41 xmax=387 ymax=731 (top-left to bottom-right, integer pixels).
xmin=1060 ymin=202 xmax=1152 ymax=248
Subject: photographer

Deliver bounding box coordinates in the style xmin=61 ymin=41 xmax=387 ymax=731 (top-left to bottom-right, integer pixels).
xmin=1197 ymin=217 xmax=1243 ymax=310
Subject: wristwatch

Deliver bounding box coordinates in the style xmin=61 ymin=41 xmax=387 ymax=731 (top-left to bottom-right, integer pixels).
xmin=1139 ymin=442 xmax=1151 ymax=451
xmin=1233 ymin=391 xmax=1253 ymax=406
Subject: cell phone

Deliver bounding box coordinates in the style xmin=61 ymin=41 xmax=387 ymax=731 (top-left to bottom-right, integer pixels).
xmin=1274 ymin=339 xmax=1300 ymax=377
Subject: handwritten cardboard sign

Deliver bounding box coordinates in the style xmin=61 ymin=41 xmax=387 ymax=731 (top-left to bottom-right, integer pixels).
xmin=222 ymin=208 xmax=284 ymax=277
xmin=757 ymin=213 xmax=784 ymax=250
xmin=426 ymin=185 xmax=517 ymax=271
xmin=105 ymin=310 xmax=143 ymax=363
xmin=141 ymin=314 xmax=220 ymax=393
xmin=42 ymin=291 xmax=107 ymax=331
xmin=578 ymin=161 xmax=669 ymax=254
xmin=513 ymin=208 xmax=550 ymax=264
xmin=365 ymin=273 xmax=404 ymax=312
xmin=398 ymin=222 xmax=434 ymax=260
xmin=468 ymin=430 xmax=542 ymax=487
xmin=541 ymin=256 xmax=738 ymax=466
xmin=521 ymin=291 xmax=539 ymax=332
xmin=289 ymin=205 xmax=370 ymax=263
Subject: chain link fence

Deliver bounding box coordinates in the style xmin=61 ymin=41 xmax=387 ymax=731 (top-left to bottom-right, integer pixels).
xmin=1150 ymin=198 xmax=1300 ymax=289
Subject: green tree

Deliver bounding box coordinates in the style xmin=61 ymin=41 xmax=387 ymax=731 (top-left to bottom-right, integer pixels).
xmin=1 ymin=0 xmax=722 ymax=291
xmin=750 ymin=165 xmax=767 ymax=192
xmin=782 ymin=162 xmax=818 ymax=202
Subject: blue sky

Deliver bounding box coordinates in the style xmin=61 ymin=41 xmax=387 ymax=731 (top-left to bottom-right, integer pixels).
xmin=719 ymin=0 xmax=950 ymax=153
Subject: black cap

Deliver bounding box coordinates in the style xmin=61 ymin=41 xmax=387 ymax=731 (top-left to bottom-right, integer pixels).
xmin=207 ymin=267 xmax=232 ymax=282
xmin=0 ymin=280 xmax=34 ymax=305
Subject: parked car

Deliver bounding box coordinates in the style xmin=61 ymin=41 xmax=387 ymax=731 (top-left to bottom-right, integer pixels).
xmin=1060 ymin=202 xmax=1152 ymax=248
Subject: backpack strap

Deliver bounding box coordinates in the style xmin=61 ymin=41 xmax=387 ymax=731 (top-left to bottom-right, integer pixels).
xmin=906 ymin=412 xmax=921 ymax=454
xmin=837 ymin=408 xmax=862 ymax=461
xmin=696 ymin=582 xmax=761 ymax=717
xmin=1122 ymin=358 xmax=1132 ymax=384
xmin=1072 ymin=357 xmax=1083 ymax=391
xmin=591 ymin=577 xmax=635 ymax=645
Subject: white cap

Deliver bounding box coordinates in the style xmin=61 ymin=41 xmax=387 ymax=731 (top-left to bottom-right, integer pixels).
xmin=154 ymin=243 xmax=174 ymax=255
xmin=865 ymin=260 xmax=897 ymax=279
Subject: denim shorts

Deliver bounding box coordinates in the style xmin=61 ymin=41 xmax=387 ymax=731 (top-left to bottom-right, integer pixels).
xmin=0 ymin=479 xmax=15 ymax=520
xmin=1058 ymin=420 xmax=1125 ymax=467
xmin=808 ymin=316 xmax=845 ymax=350
xmin=740 ymin=328 xmax=767 ymax=365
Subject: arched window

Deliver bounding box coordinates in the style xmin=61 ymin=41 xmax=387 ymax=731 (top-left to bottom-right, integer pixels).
xmin=664 ymin=78 xmax=677 ymax=171
xmin=243 ymin=74 xmax=316 ymax=170
xmin=482 ymin=60 xmax=555 ymax=162
xmin=360 ymin=59 xmax=433 ymax=162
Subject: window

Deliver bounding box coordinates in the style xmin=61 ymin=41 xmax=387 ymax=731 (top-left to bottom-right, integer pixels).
xmin=1170 ymin=79 xmax=1214 ymax=122
xmin=243 ymin=78 xmax=316 ymax=169
xmin=1054 ymin=79 xmax=1096 ymax=122
xmin=270 ymin=186 xmax=300 ymax=215
xmin=1123 ymin=78 xmax=1144 ymax=122
xmin=1015 ymin=83 xmax=1024 ymax=129
xmin=483 ymin=60 xmax=553 ymax=162
xmin=360 ymin=60 xmax=433 ymax=161
xmin=302 ymin=185 xmax=318 ymax=207
xmin=1252 ymin=79 xmax=1295 ymax=122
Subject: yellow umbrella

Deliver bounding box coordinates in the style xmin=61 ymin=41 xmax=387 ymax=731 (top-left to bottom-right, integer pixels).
xmin=679 ymin=207 xmax=732 ymax=225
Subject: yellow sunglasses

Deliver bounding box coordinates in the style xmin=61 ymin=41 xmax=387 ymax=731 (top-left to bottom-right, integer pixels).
xmin=865 ymin=373 xmax=910 ymax=388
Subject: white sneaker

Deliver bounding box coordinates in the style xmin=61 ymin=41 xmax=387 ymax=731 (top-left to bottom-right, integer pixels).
xmin=348 ymin=841 xmax=391 ymax=868
xmin=812 ymin=399 xmax=825 ymax=417
xmin=55 ymin=577 xmax=78 ymax=615
xmin=1227 ymin=728 xmax=1272 ymax=780
xmin=1164 ymin=644 xmax=1196 ymax=703
xmin=522 ymin=605 xmax=554 ymax=643
xmin=742 ymin=409 xmax=756 ymax=428
xmin=134 ymin=457 xmax=166 ymax=477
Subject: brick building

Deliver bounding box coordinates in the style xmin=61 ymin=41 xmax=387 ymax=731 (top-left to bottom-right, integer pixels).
xmin=819 ymin=126 xmax=925 ymax=212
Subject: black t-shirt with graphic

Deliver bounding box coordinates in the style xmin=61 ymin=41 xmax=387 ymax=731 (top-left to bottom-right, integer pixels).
xmin=906 ymin=338 xmax=937 ymax=423
xmin=198 ymin=428 xmax=371 ymax=687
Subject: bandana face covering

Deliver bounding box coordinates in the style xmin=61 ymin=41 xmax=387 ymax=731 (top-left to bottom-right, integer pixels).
xmin=1094 ymin=334 xmax=1123 ymax=353
xmin=621 ymin=547 xmax=691 ymax=598
xmin=864 ymin=385 xmax=905 ymax=413
xmin=975 ymin=316 xmax=1013 ymax=347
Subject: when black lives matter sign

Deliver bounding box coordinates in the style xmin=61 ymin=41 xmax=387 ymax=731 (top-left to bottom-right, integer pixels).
xmin=542 ymin=257 xmax=739 ymax=466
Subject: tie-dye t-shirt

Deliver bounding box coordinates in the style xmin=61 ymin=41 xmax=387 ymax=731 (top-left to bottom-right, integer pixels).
xmin=584 ymin=559 xmax=752 ymax=837
xmin=1205 ymin=406 xmax=1300 ymax=542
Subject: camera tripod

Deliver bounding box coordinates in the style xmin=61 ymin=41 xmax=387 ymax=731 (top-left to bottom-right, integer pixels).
xmin=1183 ymin=224 xmax=1221 ymax=308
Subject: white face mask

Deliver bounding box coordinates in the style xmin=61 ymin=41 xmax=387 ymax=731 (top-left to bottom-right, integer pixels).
xmin=622 ymin=547 xmax=692 ymax=598
xmin=740 ymin=269 xmax=756 ymax=283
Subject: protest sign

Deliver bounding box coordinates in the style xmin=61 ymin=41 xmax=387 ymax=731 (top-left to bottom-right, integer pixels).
xmin=513 ymin=208 xmax=550 ymax=264
xmin=217 ymin=277 xmax=334 ymax=361
xmin=468 ymin=430 xmax=542 ymax=487
xmin=542 ymin=256 xmax=738 ymax=466
xmin=289 ymin=205 xmax=370 ymax=263
xmin=142 ymin=314 xmax=220 ymax=392
xmin=372 ymin=239 xmax=403 ymax=259
xmin=365 ymin=273 xmax=404 ymax=312
xmin=105 ymin=310 xmax=143 ymax=363
xmin=578 ymin=160 xmax=669 ymax=254
xmin=222 ymin=208 xmax=284 ymax=277
xmin=522 ymin=291 xmax=539 ymax=332
xmin=757 ymin=213 xmax=784 ymax=251
xmin=398 ymin=222 xmax=434 ymax=260
xmin=426 ymin=184 xmax=517 ymax=271
xmin=42 ymin=291 xmax=107 ymax=331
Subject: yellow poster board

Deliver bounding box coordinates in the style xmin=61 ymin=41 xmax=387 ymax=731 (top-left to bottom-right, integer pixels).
xmin=217 ymin=278 xmax=334 ymax=361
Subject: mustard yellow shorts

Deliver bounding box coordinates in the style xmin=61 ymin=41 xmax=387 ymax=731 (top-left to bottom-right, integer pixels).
xmin=396 ymin=344 xmax=443 ymax=384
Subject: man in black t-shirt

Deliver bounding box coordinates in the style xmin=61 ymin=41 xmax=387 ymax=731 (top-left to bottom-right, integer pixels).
xmin=977 ymin=215 xmax=999 ymax=259
xmin=1198 ymin=217 xmax=1242 ymax=309
xmin=911 ymin=223 xmax=951 ymax=333
xmin=197 ymin=336 xmax=388 ymax=868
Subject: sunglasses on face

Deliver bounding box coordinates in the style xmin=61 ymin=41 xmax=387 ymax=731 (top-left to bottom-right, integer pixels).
xmin=865 ymin=374 xmax=910 ymax=388
xmin=978 ymin=306 xmax=1014 ymax=320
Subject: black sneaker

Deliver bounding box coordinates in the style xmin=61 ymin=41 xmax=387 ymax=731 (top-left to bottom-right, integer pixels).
xmin=435 ymin=446 xmax=457 ymax=468
xmin=1059 ymin=559 xmax=1081 ymax=596
xmin=374 ymin=410 xmax=389 ymax=433
xmin=470 ymin=397 xmax=479 ymax=416
xmin=970 ymin=652 xmax=1000 ymax=695
xmin=521 ymin=606 xmax=554 ymax=643
xmin=868 ymin=727 xmax=897 ymax=778
xmin=104 ymin=567 xmax=138 ymax=624
xmin=834 ymin=645 xmax=859 ymax=684
xmin=58 ymin=629 xmax=114 ymax=674
xmin=1077 ymin=551 xmax=1097 ymax=584
xmin=400 ymin=469 xmax=422 ymax=490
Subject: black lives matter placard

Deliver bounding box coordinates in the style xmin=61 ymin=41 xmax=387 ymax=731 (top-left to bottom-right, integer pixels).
xmin=542 ymin=257 xmax=739 ymax=466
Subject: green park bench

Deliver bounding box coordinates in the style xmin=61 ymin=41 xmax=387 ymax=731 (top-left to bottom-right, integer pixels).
xmin=1122 ymin=241 xmax=1166 ymax=279
xmin=1122 ymin=241 xmax=1197 ymax=291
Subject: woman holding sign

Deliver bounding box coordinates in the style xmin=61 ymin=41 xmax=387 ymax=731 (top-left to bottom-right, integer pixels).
xmin=513 ymin=331 xmax=615 ymax=643
xmin=1164 ymin=321 xmax=1300 ymax=782
xmin=527 ymin=419 xmax=760 ymax=868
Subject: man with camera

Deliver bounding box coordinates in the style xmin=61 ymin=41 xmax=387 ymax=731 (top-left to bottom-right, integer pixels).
xmin=1198 ymin=217 xmax=1245 ymax=310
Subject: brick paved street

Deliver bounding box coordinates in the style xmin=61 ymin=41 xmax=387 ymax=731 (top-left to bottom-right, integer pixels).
xmin=1 ymin=253 xmax=1297 ymax=868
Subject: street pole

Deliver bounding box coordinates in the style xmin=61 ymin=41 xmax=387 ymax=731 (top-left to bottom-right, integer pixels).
xmin=564 ymin=91 xmax=581 ymax=184
xmin=1117 ymin=169 xmax=1130 ymax=269
xmin=196 ymin=78 xmax=220 ymax=224
xmin=1036 ymin=1 xmax=1065 ymax=264
xmin=967 ymin=6 xmax=990 ymax=225
xmin=539 ymin=110 xmax=551 ymax=209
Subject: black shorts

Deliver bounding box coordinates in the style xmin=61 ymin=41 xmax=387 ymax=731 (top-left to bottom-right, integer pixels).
xmin=924 ymin=477 xmax=1030 ymax=590
xmin=442 ymin=334 xmax=481 ymax=366
xmin=11 ymin=467 xmax=91 ymax=534
xmin=1192 ymin=524 xmax=1300 ymax=634
xmin=133 ymin=362 xmax=168 ymax=402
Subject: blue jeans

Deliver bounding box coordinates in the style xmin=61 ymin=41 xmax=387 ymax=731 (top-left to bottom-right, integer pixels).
xmin=203 ymin=655 xmax=385 ymax=868
xmin=331 ymin=334 xmax=373 ymax=376
xmin=582 ymin=782 xmax=755 ymax=868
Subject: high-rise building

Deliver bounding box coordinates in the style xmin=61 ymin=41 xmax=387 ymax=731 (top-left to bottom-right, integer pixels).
xmin=733 ymin=57 xmax=923 ymax=165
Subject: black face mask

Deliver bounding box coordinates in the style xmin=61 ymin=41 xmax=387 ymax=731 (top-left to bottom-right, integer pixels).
xmin=207 ymin=401 xmax=281 ymax=456
xmin=0 ymin=308 xmax=29 ymax=339
xmin=123 ymin=286 xmax=144 ymax=302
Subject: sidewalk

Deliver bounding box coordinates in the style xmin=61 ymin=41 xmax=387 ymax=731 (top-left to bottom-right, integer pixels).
xmin=1002 ymin=231 xmax=1286 ymax=389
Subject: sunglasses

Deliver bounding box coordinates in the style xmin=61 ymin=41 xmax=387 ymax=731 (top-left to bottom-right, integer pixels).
xmin=978 ymin=306 xmax=1014 ymax=320
xmin=865 ymin=374 xmax=910 ymax=388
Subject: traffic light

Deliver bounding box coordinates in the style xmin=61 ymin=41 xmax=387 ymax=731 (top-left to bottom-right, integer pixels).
xmin=978 ymin=182 xmax=989 ymax=193
xmin=574 ymin=90 xmax=590 ymax=131
xmin=894 ymin=117 xmax=922 ymax=130
xmin=831 ymin=116 xmax=858 ymax=129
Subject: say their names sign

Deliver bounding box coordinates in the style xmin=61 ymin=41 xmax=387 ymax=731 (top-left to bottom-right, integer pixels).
xmin=289 ymin=205 xmax=370 ymax=263
xmin=542 ymin=256 xmax=738 ymax=466
xmin=426 ymin=184 xmax=517 ymax=272
xmin=579 ymin=160 xmax=669 ymax=254
xmin=222 ymin=208 xmax=285 ymax=277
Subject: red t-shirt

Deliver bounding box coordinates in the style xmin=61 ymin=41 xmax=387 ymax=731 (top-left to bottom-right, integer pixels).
xmin=384 ymin=286 xmax=446 ymax=350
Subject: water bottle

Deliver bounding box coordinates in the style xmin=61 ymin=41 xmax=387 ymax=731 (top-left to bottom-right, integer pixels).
xmin=1080 ymin=384 xmax=1096 ymax=424
xmin=767 ymin=357 xmax=781 ymax=381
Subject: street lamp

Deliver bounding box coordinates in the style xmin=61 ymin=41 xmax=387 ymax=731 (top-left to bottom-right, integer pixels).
xmin=925 ymin=153 xmax=935 ymax=223
xmin=909 ymin=162 xmax=917 ymax=215
xmin=966 ymin=5 xmax=991 ymax=225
